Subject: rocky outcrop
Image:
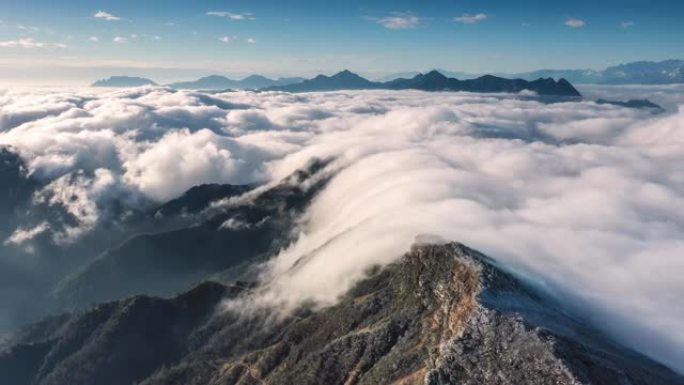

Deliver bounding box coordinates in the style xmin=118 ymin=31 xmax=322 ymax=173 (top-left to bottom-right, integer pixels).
xmin=2 ymin=243 xmax=681 ymax=385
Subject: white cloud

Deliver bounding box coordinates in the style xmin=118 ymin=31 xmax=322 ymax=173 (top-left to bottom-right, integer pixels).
xmin=5 ymin=222 xmax=49 ymax=246
xmin=206 ymin=11 xmax=255 ymax=20
xmin=89 ymin=36 xmax=99 ymax=42
xmin=219 ymin=36 xmax=237 ymax=43
xmin=565 ymin=18 xmax=586 ymax=28
xmin=1 ymin=86 xmax=683 ymax=373
xmin=152 ymin=35 xmax=161 ymax=41
xmin=93 ymin=11 xmax=120 ymax=21
xmin=620 ymin=21 xmax=635 ymax=29
xmin=247 ymin=37 xmax=256 ymax=44
xmin=113 ymin=36 xmax=127 ymax=44
xmin=453 ymin=13 xmax=488 ymax=24
xmin=0 ymin=38 xmax=66 ymax=49
xmin=376 ymin=13 xmax=421 ymax=29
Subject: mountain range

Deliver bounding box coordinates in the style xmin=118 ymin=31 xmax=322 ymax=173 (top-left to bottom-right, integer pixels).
xmin=91 ymin=60 xmax=684 ymax=90
xmin=2 ymin=243 xmax=681 ymax=385
xmin=92 ymin=75 xmax=304 ymax=90
xmin=264 ymin=69 xmax=582 ymax=97
xmin=381 ymin=60 xmax=684 ymax=85
xmin=167 ymin=75 xmax=306 ymax=90
xmin=512 ymin=60 xmax=684 ymax=84
xmin=92 ymin=70 xmax=581 ymax=97
xmin=91 ymin=76 xmax=158 ymax=87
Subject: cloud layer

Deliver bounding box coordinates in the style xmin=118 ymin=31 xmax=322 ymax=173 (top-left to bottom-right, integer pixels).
xmin=0 ymin=86 xmax=683 ymax=372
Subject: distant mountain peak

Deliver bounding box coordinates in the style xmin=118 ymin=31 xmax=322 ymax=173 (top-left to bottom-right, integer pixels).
xmin=332 ymin=69 xmax=364 ymax=79
xmin=423 ymin=70 xmax=448 ymax=80
xmin=241 ymin=74 xmax=271 ymax=82
xmin=91 ymin=76 xmax=157 ymax=87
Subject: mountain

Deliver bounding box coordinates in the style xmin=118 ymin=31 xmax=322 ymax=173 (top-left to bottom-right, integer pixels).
xmin=2 ymin=243 xmax=681 ymax=385
xmin=52 ymin=159 xmax=330 ymax=307
xmin=511 ymin=60 xmax=684 ymax=84
xmin=601 ymin=60 xmax=684 ymax=84
xmin=387 ymin=71 xmax=582 ymax=96
xmin=91 ymin=76 xmax=157 ymax=87
xmin=167 ymin=75 xmax=236 ymax=90
xmin=267 ymin=70 xmax=582 ymax=97
xmin=376 ymin=70 xmax=475 ymax=82
xmin=168 ymin=75 xmax=305 ymax=90
xmin=596 ymin=99 xmax=665 ymax=112
xmin=264 ymin=69 xmax=379 ymax=92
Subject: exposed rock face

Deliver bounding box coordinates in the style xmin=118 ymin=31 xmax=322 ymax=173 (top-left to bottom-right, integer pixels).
xmin=2 ymin=243 xmax=681 ymax=385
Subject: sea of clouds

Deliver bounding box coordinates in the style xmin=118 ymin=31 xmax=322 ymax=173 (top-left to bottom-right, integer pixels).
xmin=0 ymin=86 xmax=683 ymax=372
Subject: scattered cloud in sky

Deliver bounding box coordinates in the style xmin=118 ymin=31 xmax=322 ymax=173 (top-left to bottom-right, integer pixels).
xmin=247 ymin=37 xmax=256 ymax=44
xmin=620 ymin=21 xmax=635 ymax=29
xmin=453 ymin=13 xmax=489 ymax=24
xmin=113 ymin=36 xmax=127 ymax=44
xmin=565 ymin=18 xmax=586 ymax=28
xmin=376 ymin=13 xmax=421 ymax=29
xmin=93 ymin=11 xmax=120 ymax=21
xmin=89 ymin=36 xmax=99 ymax=42
xmin=0 ymin=38 xmax=65 ymax=49
xmin=206 ymin=11 xmax=255 ymax=21
xmin=0 ymin=22 xmax=42 ymax=33
xmin=219 ymin=36 xmax=237 ymax=43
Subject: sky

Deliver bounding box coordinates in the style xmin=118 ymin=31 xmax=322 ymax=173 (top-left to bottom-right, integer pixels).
xmin=0 ymin=0 xmax=683 ymax=85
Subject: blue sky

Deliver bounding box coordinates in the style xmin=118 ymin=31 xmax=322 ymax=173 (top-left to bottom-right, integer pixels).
xmin=0 ymin=0 xmax=682 ymax=84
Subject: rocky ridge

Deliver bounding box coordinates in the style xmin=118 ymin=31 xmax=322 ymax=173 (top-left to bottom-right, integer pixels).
xmin=2 ymin=243 xmax=681 ymax=385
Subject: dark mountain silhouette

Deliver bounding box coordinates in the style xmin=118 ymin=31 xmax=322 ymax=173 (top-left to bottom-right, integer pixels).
xmin=267 ymin=70 xmax=582 ymax=97
xmin=167 ymin=75 xmax=305 ymax=90
xmin=2 ymin=243 xmax=681 ymax=385
xmin=596 ymin=99 xmax=665 ymax=111
xmin=264 ymin=69 xmax=379 ymax=92
xmin=91 ymin=76 xmax=157 ymax=87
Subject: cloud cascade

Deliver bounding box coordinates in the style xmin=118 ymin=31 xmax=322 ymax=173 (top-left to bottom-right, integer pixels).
xmin=0 ymin=86 xmax=683 ymax=372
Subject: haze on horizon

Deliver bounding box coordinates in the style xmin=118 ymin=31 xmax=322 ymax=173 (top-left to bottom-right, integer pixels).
xmin=0 ymin=0 xmax=683 ymax=85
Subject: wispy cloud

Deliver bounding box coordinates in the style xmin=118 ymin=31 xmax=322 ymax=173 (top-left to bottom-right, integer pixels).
xmin=93 ymin=11 xmax=120 ymax=21
xmin=247 ymin=37 xmax=256 ymax=44
xmin=376 ymin=13 xmax=421 ymax=29
xmin=453 ymin=13 xmax=488 ymax=24
xmin=565 ymin=18 xmax=586 ymax=28
xmin=113 ymin=36 xmax=127 ymax=44
xmin=206 ymin=11 xmax=255 ymax=20
xmin=0 ymin=38 xmax=66 ymax=49
xmin=219 ymin=36 xmax=237 ymax=43
xmin=0 ymin=21 xmax=42 ymax=33
xmin=89 ymin=36 xmax=99 ymax=42
xmin=620 ymin=21 xmax=635 ymax=29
